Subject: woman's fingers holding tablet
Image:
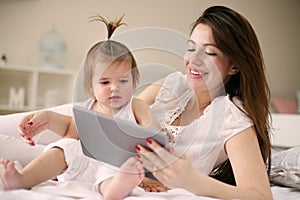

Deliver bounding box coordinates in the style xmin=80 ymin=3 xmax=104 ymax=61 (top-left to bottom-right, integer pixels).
xmin=135 ymin=138 xmax=178 ymax=171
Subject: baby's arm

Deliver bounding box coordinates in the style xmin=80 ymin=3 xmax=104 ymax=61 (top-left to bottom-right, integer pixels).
xmin=132 ymin=98 xmax=160 ymax=129
xmin=18 ymin=111 xmax=79 ymax=145
xmin=137 ymin=78 xmax=164 ymax=105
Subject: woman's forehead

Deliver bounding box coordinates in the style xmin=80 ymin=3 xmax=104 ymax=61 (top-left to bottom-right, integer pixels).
xmin=190 ymin=23 xmax=216 ymax=46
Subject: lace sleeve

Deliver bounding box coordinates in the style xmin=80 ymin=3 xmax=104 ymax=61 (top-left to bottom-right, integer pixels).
xmin=150 ymin=72 xmax=194 ymax=127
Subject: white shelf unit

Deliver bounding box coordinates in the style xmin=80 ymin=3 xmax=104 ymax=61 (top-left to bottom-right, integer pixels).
xmin=0 ymin=64 xmax=76 ymax=114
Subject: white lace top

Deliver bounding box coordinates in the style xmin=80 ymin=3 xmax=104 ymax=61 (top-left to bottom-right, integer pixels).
xmin=150 ymin=72 xmax=253 ymax=174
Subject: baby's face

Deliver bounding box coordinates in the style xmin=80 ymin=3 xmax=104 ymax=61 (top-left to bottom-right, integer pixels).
xmin=92 ymin=60 xmax=134 ymax=112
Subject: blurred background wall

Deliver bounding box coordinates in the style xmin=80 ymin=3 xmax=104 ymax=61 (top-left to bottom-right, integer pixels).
xmin=0 ymin=0 xmax=299 ymax=100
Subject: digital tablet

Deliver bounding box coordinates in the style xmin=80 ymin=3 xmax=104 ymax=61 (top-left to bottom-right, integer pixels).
xmin=73 ymin=105 xmax=169 ymax=167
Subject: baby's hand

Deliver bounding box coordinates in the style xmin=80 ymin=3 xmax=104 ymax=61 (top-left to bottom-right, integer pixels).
xmin=17 ymin=111 xmax=50 ymax=146
xmin=138 ymin=177 xmax=170 ymax=192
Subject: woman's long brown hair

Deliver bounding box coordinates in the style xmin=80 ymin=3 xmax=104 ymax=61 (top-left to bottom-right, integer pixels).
xmin=192 ymin=6 xmax=271 ymax=184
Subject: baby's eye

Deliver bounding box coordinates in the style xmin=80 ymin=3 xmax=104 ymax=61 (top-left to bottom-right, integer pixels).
xmin=99 ymin=81 xmax=110 ymax=85
xmin=119 ymin=79 xmax=129 ymax=83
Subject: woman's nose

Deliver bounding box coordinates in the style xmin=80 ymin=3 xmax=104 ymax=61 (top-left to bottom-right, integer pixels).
xmin=185 ymin=50 xmax=205 ymax=67
xmin=190 ymin=53 xmax=205 ymax=67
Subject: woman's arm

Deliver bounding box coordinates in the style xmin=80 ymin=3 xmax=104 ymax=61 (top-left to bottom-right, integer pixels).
xmin=223 ymin=126 xmax=273 ymax=199
xmin=185 ymin=127 xmax=272 ymax=199
xmin=136 ymin=127 xmax=273 ymax=200
xmin=136 ymin=79 xmax=164 ymax=105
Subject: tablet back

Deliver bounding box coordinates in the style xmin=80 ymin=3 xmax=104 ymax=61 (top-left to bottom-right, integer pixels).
xmin=73 ymin=105 xmax=168 ymax=167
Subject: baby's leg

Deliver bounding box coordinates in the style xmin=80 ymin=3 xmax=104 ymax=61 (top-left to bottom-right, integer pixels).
xmin=0 ymin=147 xmax=67 ymax=190
xmin=102 ymin=157 xmax=145 ymax=200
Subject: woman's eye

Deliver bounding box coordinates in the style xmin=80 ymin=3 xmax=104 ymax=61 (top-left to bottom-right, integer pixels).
xmin=187 ymin=48 xmax=195 ymax=52
xmin=205 ymin=52 xmax=217 ymax=56
xmin=99 ymin=81 xmax=110 ymax=85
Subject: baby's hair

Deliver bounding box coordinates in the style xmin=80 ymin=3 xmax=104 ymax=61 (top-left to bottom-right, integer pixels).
xmin=83 ymin=14 xmax=139 ymax=97
xmin=89 ymin=14 xmax=127 ymax=39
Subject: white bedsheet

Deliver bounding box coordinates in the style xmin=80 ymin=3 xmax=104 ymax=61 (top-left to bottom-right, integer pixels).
xmin=0 ymin=180 xmax=217 ymax=200
xmin=1 ymin=180 xmax=300 ymax=200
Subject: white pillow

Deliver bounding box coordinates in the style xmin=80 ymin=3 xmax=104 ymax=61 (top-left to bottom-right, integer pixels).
xmin=0 ymin=103 xmax=74 ymax=145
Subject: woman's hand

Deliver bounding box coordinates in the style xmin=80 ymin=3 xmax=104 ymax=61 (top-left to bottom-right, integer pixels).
xmin=136 ymin=138 xmax=197 ymax=190
xmin=138 ymin=177 xmax=170 ymax=192
xmin=17 ymin=111 xmax=50 ymax=145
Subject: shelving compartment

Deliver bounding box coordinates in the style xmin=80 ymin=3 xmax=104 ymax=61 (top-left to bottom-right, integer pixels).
xmin=0 ymin=68 xmax=35 ymax=111
xmin=37 ymin=71 xmax=74 ymax=108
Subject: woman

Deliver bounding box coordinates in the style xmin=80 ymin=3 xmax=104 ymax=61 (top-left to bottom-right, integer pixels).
xmin=137 ymin=5 xmax=272 ymax=199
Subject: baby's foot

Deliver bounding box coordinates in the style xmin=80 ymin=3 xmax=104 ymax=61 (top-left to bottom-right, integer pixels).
xmin=0 ymin=159 xmax=24 ymax=190
xmin=104 ymin=157 xmax=145 ymax=200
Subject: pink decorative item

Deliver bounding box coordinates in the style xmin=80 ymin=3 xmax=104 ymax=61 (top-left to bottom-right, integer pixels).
xmin=272 ymin=99 xmax=298 ymax=114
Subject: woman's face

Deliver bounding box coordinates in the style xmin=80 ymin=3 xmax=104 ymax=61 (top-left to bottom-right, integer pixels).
xmin=184 ymin=23 xmax=233 ymax=93
xmin=92 ymin=60 xmax=134 ymax=111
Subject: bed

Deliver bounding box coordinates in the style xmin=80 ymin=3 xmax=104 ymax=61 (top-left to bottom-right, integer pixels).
xmin=0 ymin=104 xmax=300 ymax=200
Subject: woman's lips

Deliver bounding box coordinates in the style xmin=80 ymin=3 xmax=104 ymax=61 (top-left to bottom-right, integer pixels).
xmin=189 ymin=68 xmax=208 ymax=78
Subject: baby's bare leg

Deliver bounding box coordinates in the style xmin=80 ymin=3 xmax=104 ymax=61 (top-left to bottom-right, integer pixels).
xmin=101 ymin=157 xmax=145 ymax=200
xmin=0 ymin=147 xmax=67 ymax=190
